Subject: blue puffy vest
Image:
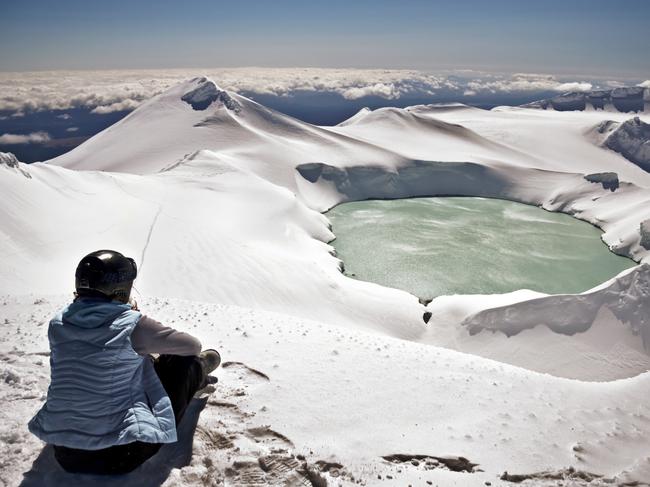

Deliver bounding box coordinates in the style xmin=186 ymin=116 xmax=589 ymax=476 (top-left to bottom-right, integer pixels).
xmin=28 ymin=298 xmax=177 ymax=450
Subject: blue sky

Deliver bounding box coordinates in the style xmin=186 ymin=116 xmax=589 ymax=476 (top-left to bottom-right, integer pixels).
xmin=1 ymin=0 xmax=649 ymax=75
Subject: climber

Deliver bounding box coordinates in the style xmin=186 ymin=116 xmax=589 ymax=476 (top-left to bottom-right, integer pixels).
xmin=28 ymin=249 xmax=221 ymax=474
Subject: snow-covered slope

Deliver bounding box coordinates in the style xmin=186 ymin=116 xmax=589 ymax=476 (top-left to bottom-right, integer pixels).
xmin=2 ymin=76 xmax=650 ymax=485
xmin=1 ymin=154 xmax=424 ymax=340
xmin=327 ymin=105 xmax=540 ymax=166
xmin=48 ymin=77 xmax=403 ymax=189
xmin=4 ymin=295 xmax=650 ymax=487
xmin=401 ymin=103 xmax=650 ymax=186
xmin=3 ymin=76 xmax=648 ymax=369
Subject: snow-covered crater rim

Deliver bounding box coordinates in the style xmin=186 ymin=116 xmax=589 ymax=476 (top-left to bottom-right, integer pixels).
xmin=295 ymin=159 xmax=647 ymax=301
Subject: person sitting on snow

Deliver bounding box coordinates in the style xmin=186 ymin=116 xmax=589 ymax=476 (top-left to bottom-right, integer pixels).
xmin=28 ymin=249 xmax=221 ymax=475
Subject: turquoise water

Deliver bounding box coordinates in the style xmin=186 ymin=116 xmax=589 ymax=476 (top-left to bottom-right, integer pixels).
xmin=326 ymin=197 xmax=635 ymax=298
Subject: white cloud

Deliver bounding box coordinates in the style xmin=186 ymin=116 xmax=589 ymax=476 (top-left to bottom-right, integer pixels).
xmin=606 ymin=80 xmax=626 ymax=88
xmin=554 ymin=82 xmax=592 ymax=92
xmin=56 ymin=113 xmax=71 ymax=120
xmin=0 ymin=68 xmax=636 ymax=114
xmin=639 ymin=80 xmax=650 ymax=88
xmin=341 ymin=83 xmax=401 ymax=100
xmin=90 ymin=99 xmax=141 ymax=114
xmin=464 ymin=74 xmax=594 ymax=94
xmin=66 ymin=127 xmax=79 ymax=132
xmin=0 ymin=131 xmax=51 ymax=144
xmin=0 ymin=69 xmax=457 ymax=112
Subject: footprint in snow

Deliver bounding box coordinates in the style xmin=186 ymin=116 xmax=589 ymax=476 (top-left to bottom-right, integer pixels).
xmin=169 ymin=361 xmax=349 ymax=487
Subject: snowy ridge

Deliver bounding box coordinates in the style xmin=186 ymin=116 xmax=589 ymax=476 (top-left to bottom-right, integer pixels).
xmin=3 ymin=77 xmax=650 ymax=485
xmin=336 ymin=106 xmax=371 ymax=126
xmin=296 ymin=160 xmax=650 ymax=263
xmin=462 ymin=264 xmax=650 ymax=343
xmin=47 ymin=76 xmax=405 ymax=179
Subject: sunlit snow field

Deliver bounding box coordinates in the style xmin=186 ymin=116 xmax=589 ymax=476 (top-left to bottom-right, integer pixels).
xmin=327 ymin=197 xmax=636 ymax=298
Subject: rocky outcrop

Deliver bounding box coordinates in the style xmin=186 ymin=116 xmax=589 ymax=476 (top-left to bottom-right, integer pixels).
xmin=584 ymin=172 xmax=619 ymax=191
xmin=523 ymin=86 xmax=648 ymax=113
xmin=587 ymin=90 xmax=610 ymax=110
xmin=181 ymin=78 xmax=242 ymax=112
xmin=604 ymin=117 xmax=650 ymax=172
xmin=550 ymin=92 xmax=586 ymax=111
xmin=0 ymin=152 xmax=20 ymax=168
xmin=611 ymin=87 xmax=645 ymax=113
xmin=0 ymin=152 xmax=31 ymax=178
xmin=641 ymin=220 xmax=650 ymax=250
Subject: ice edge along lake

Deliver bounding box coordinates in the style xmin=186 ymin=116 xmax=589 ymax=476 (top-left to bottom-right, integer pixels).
xmin=326 ymin=196 xmax=636 ymax=299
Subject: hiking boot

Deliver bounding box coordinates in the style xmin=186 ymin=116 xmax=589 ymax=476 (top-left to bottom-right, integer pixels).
xmin=199 ymin=349 xmax=221 ymax=376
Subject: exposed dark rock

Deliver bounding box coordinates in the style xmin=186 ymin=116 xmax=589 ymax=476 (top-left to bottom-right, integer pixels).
xmin=604 ymin=117 xmax=650 ymax=172
xmin=182 ymin=80 xmax=242 ymax=112
xmin=0 ymin=152 xmax=19 ymax=168
xmin=641 ymin=220 xmax=650 ymax=250
xmin=595 ymin=119 xmax=618 ymax=134
xmin=0 ymin=152 xmax=31 ymax=178
xmin=501 ymin=466 xmax=604 ymax=483
xmin=611 ymin=87 xmax=645 ymax=113
xmin=587 ymin=90 xmax=611 ymax=110
xmin=584 ymin=172 xmax=619 ymax=191
xmin=550 ymin=92 xmax=586 ymax=111
xmin=382 ymin=454 xmax=478 ymax=473
xmin=523 ymin=85 xmax=648 ymax=113
xmin=297 ymin=163 xmax=325 ymax=183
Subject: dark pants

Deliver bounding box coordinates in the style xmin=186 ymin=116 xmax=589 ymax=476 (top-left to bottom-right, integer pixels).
xmin=53 ymin=354 xmax=205 ymax=475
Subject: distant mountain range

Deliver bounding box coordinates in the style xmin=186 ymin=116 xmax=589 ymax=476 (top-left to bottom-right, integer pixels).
xmin=523 ymin=86 xmax=648 ymax=113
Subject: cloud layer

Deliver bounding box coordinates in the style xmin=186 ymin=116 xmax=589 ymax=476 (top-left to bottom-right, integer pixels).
xmin=0 ymin=132 xmax=51 ymax=144
xmin=0 ymin=68 xmax=646 ymax=114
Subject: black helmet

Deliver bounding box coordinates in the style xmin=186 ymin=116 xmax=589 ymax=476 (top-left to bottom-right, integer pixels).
xmin=75 ymin=250 xmax=137 ymax=301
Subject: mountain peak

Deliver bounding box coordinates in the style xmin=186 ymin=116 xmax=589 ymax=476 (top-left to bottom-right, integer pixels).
xmin=181 ymin=78 xmax=241 ymax=112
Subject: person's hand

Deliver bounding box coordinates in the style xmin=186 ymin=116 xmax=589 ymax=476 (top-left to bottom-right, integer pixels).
xmin=129 ymin=298 xmax=140 ymax=311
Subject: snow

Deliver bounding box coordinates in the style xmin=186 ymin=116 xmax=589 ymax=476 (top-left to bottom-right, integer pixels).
xmin=4 ymin=295 xmax=650 ymax=486
xmin=336 ymin=106 xmax=371 ymax=126
xmin=461 ymin=264 xmax=650 ymax=344
xmin=2 ymin=76 xmax=650 ymax=485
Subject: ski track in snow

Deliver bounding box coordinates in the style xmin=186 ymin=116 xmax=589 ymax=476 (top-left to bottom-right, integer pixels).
xmin=139 ymin=205 xmax=163 ymax=277
xmin=107 ymin=175 xmax=164 ymax=276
